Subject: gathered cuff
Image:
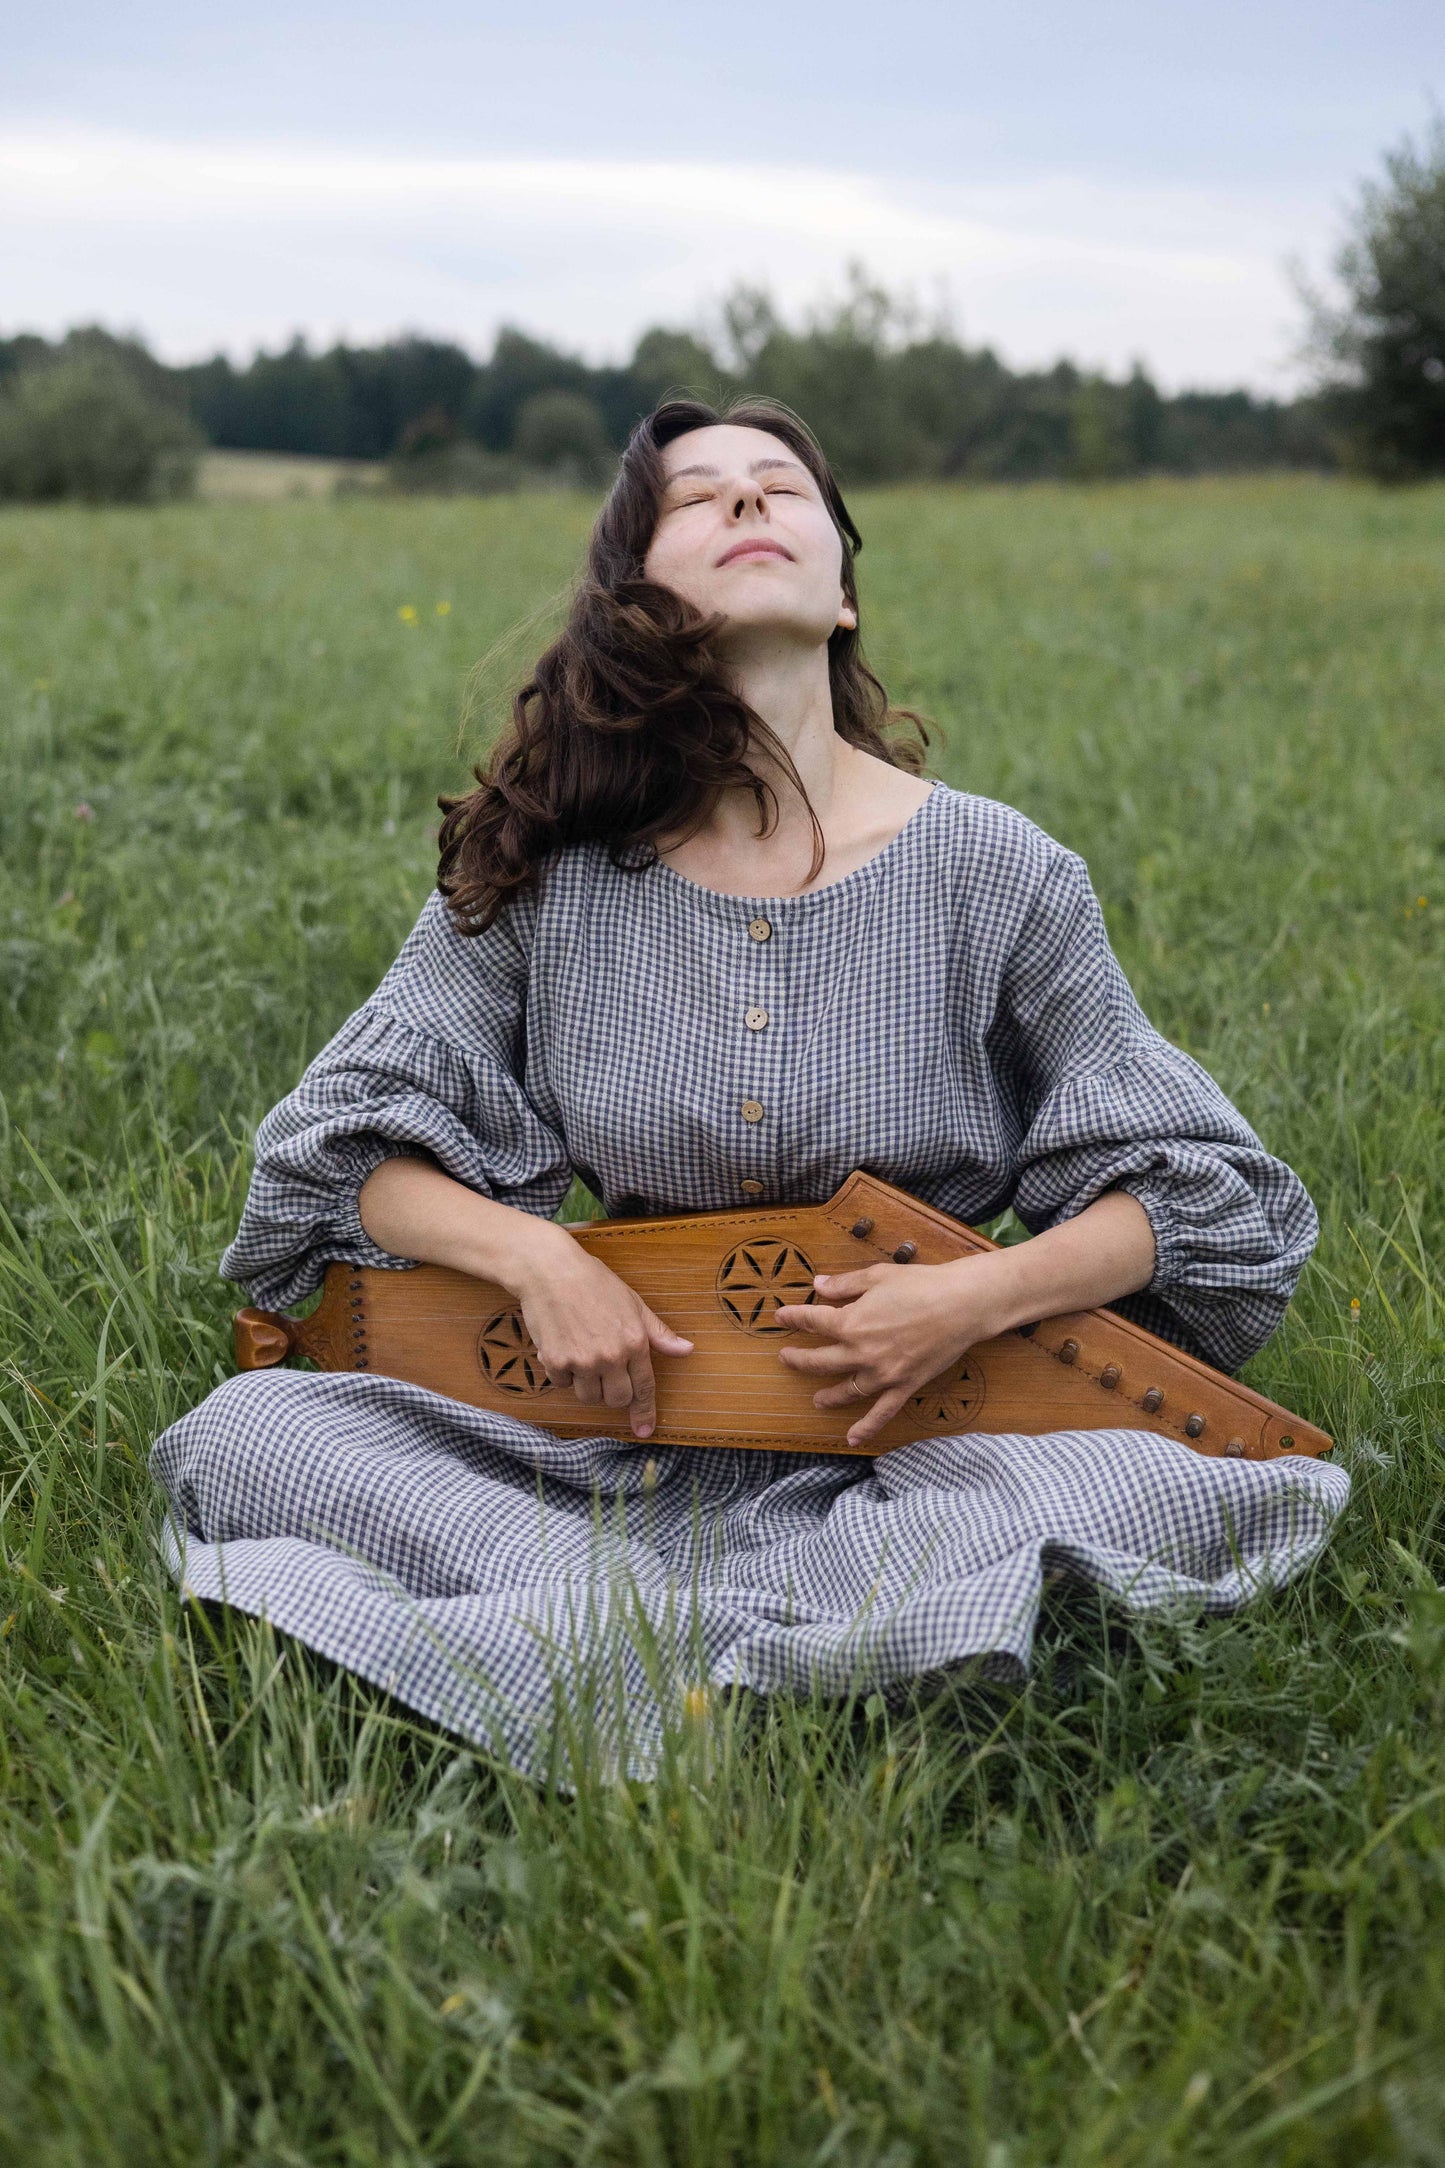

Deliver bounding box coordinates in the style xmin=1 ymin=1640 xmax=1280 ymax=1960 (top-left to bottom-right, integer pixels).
xmin=1112 ymin=1169 xmax=1190 ymax=1294
xmin=318 ymin=1137 xmax=428 ymax=1273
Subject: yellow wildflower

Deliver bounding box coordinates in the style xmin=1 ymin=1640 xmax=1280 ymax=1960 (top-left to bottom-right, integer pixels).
xmin=435 ymin=600 xmax=452 ymax=616
xmin=398 ymin=604 xmax=419 ymax=625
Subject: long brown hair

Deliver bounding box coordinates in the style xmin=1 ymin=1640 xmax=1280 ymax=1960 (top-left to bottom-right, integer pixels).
xmin=437 ymin=394 xmax=930 ymax=932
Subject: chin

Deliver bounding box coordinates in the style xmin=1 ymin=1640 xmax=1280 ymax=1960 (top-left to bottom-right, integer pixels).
xmin=714 ymin=609 xmax=835 ymax=650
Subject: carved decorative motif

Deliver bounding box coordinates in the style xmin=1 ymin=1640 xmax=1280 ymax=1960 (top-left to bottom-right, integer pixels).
xmin=476 ymin=1310 xmax=553 ymax=1394
xmin=906 ymin=1363 xmax=987 ymax=1432
xmin=716 ymin=1240 xmax=819 ymax=1334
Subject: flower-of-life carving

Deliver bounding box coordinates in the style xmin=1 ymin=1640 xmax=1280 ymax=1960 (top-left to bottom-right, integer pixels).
xmin=476 ymin=1309 xmax=553 ymax=1394
xmin=715 ymin=1240 xmax=819 ymax=1334
xmin=906 ymin=1363 xmax=987 ymax=1432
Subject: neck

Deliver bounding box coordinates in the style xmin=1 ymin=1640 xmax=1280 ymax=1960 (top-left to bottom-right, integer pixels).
xmin=713 ymin=636 xmax=845 ymax=844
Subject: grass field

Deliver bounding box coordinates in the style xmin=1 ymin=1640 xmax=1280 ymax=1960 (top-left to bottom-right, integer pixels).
xmin=1 ymin=476 xmax=1443 ymax=2164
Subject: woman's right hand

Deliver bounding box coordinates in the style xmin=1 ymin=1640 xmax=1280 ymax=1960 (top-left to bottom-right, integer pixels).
xmin=510 ymin=1226 xmax=693 ymax=1439
xmin=358 ymin=1158 xmax=691 ymax=1439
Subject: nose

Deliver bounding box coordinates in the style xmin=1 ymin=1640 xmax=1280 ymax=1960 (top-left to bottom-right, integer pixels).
xmin=727 ymin=479 xmax=768 ymax=522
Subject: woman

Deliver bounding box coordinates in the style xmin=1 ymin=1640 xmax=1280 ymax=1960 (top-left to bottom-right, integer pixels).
xmin=152 ymin=397 xmax=1348 ymax=1775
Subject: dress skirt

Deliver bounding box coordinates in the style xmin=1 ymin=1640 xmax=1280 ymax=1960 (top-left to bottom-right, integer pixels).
xmin=151 ymin=1369 xmax=1349 ymax=1780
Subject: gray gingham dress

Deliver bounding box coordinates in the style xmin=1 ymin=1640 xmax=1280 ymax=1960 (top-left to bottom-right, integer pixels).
xmin=151 ymin=784 xmax=1348 ymax=1774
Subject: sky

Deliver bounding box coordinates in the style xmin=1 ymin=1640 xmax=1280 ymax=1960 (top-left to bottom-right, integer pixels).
xmin=2 ymin=1 xmax=1438 ymax=393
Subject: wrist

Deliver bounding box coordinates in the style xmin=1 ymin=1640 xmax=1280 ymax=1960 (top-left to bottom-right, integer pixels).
xmin=486 ymin=1216 xmax=578 ymax=1297
xmin=936 ymin=1252 xmax=1030 ymax=1341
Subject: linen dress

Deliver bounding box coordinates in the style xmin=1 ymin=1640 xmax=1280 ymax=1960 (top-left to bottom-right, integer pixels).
xmin=151 ymin=783 xmax=1348 ymax=1775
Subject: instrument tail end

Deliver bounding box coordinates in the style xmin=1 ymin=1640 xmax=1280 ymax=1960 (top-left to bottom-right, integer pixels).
xmin=233 ymin=1307 xmax=296 ymax=1370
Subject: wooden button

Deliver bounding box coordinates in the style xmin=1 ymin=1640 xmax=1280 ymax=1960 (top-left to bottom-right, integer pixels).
xmin=1100 ymin=1364 xmax=1121 ymax=1390
xmin=747 ymin=917 xmax=772 ymax=943
xmin=745 ymin=1007 xmax=769 ymax=1031
xmin=1184 ymin=1413 xmax=1206 ymax=1439
xmin=1059 ymin=1338 xmax=1079 ymax=1365
xmin=1142 ymin=1388 xmax=1164 ymax=1413
xmin=740 ymin=1099 xmax=764 ymax=1124
xmin=740 ymin=1178 xmax=764 ymax=1196
xmin=1225 ymin=1437 xmax=1246 ymax=1458
xmin=892 ymin=1241 xmax=917 ymax=1263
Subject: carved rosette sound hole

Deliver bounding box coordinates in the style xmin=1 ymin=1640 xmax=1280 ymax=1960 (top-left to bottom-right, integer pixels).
xmin=906 ymin=1363 xmax=987 ymax=1433
xmin=476 ymin=1310 xmax=554 ymax=1395
xmin=716 ymin=1240 xmax=818 ymax=1334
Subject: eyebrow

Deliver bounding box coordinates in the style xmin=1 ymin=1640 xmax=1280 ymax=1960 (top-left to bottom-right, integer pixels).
xmin=665 ymin=457 xmax=810 ymax=483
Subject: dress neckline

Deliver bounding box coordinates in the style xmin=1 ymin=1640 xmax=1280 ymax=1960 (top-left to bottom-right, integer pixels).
xmin=649 ymin=779 xmax=943 ymax=909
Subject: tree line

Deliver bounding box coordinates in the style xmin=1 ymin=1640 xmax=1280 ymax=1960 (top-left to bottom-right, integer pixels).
xmin=0 ymin=277 xmax=1330 ymax=498
xmin=1 ymin=121 xmax=1441 ymax=502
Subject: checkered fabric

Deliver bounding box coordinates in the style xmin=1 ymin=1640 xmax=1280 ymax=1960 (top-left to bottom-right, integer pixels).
xmin=151 ymin=784 xmax=1348 ymax=1776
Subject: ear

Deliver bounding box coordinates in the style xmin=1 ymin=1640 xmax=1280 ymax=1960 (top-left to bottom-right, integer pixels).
xmin=836 ymin=602 xmax=858 ymax=630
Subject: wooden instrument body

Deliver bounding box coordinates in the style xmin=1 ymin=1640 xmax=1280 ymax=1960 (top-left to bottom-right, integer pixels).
xmin=233 ymin=1173 xmax=1330 ymax=1465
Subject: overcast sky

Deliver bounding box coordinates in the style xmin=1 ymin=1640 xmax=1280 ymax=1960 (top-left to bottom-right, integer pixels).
xmin=3 ymin=1 xmax=1438 ymax=391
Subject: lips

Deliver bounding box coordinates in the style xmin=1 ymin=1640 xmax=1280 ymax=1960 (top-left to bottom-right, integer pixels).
xmin=716 ymin=539 xmax=793 ymax=567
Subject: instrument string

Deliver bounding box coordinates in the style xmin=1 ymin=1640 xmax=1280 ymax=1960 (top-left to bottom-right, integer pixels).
xmin=328 ymin=1299 xmax=1085 ymax=1330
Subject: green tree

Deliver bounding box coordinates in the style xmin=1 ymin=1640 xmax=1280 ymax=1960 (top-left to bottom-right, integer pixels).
xmin=1312 ymin=119 xmax=1445 ymax=477
xmin=1070 ymin=377 xmax=1133 ymax=479
xmin=628 ymin=326 xmax=730 ymax=410
xmin=0 ymin=357 xmax=200 ymax=504
xmin=513 ymin=390 xmax=612 ymax=483
xmin=465 ymin=330 xmax=595 ymax=453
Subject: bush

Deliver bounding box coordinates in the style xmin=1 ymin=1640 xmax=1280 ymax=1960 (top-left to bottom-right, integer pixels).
xmin=512 ymin=390 xmax=613 ymax=484
xmin=0 ymin=357 xmax=201 ymax=504
xmin=386 ymin=440 xmax=523 ymax=496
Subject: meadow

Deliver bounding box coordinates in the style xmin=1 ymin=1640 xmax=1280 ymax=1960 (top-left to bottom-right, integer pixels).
xmin=0 ymin=475 xmax=1442 ymax=2164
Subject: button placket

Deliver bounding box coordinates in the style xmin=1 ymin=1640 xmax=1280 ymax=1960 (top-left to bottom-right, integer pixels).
xmin=738 ymin=910 xmax=780 ymax=1194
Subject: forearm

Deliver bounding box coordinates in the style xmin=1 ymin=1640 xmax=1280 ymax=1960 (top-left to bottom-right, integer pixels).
xmin=968 ymin=1189 xmax=1156 ymax=1336
xmin=358 ymin=1154 xmax=572 ymax=1294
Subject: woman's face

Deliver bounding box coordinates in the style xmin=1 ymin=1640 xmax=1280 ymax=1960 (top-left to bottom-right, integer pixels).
xmin=642 ymin=424 xmax=856 ymax=652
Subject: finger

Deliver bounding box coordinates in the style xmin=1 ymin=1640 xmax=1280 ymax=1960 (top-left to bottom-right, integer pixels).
xmin=602 ymin=1362 xmax=637 ymax=1411
xmin=812 ymin=1374 xmax=879 ymax=1409
xmin=846 ymin=1383 xmax=913 ymax=1449
xmin=642 ymin=1304 xmax=694 ymax=1355
xmin=777 ymin=1340 xmax=860 ymax=1377
xmin=772 ymin=1303 xmax=847 ymax=1336
xmin=810 ymin=1267 xmax=887 ymax=1298
xmin=627 ymin=1352 xmax=657 ymax=1438
xmin=570 ymin=1369 xmax=603 ymax=1406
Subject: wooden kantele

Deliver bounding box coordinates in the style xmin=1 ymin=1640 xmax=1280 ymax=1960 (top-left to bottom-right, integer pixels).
xmin=233 ymin=1172 xmax=1331 ymax=1463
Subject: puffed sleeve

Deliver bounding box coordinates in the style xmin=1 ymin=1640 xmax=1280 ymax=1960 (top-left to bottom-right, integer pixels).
xmin=220 ymin=889 xmax=572 ymax=1309
xmin=994 ymin=847 xmax=1318 ymax=1373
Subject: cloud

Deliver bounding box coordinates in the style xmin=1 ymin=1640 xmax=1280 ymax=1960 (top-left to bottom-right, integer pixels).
xmin=0 ymin=128 xmax=1324 ymax=389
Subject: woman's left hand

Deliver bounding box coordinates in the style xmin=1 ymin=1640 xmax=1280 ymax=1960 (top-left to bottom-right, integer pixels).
xmin=773 ymin=1257 xmax=1009 ymax=1449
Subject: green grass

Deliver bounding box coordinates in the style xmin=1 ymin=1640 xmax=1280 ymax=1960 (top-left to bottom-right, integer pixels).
xmin=1 ymin=476 xmax=1443 ymax=2164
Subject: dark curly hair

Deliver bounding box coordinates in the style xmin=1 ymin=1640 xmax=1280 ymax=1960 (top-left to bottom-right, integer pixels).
xmin=437 ymin=394 xmax=930 ymax=932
